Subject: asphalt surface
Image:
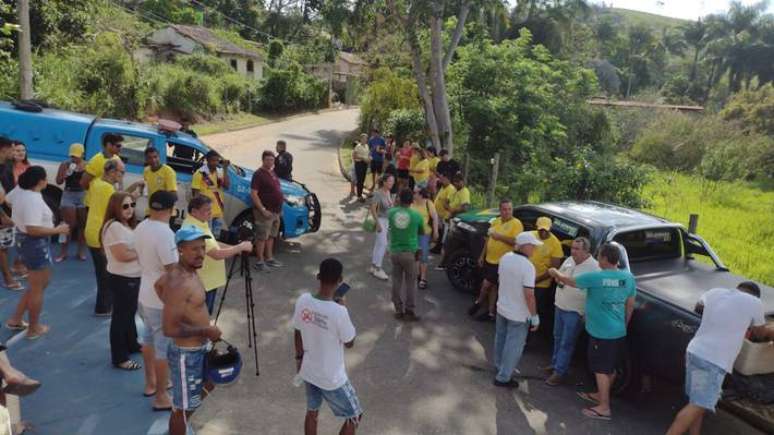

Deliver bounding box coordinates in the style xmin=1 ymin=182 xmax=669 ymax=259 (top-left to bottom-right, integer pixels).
xmin=4 ymin=108 xmax=762 ymax=435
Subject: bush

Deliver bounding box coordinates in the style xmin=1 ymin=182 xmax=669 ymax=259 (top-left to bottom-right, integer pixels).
xmin=178 ymin=54 xmax=233 ymax=76
xmin=359 ymin=67 xmax=420 ymax=132
xmin=629 ymin=112 xmax=708 ymax=171
xmin=259 ymin=64 xmax=327 ymax=112
xmin=385 ymin=109 xmax=425 ymax=145
xmin=721 ymin=84 xmax=774 ymax=136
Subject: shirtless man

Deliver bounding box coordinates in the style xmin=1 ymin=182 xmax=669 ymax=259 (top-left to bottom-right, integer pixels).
xmin=158 ymin=225 xmax=222 ymax=435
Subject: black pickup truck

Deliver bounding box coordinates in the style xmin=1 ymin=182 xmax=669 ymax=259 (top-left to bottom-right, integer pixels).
xmin=443 ymin=201 xmax=774 ymax=429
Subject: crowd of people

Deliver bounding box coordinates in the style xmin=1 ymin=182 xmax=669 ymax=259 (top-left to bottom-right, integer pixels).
xmin=0 ymin=133 xmax=294 ymax=434
xmin=347 ymin=129 xmax=774 ymax=431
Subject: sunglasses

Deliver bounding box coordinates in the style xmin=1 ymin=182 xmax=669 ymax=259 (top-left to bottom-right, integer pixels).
xmin=122 ymin=202 xmax=137 ymax=210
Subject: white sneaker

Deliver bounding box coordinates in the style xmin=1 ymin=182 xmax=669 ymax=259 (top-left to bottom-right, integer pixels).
xmin=373 ymin=268 xmax=389 ymax=281
xmin=368 ymin=265 xmax=376 ymax=275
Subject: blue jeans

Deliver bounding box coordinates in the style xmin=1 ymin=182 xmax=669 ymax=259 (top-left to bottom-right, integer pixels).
xmin=494 ymin=314 xmax=529 ymax=383
xmin=551 ymin=307 xmax=584 ymax=376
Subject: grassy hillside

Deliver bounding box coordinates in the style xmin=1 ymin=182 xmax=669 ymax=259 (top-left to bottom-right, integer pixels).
xmin=598 ymin=7 xmax=690 ymax=29
xmin=643 ymin=171 xmax=774 ymax=287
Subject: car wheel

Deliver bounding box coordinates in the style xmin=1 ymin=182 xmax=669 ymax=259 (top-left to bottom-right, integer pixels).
xmin=445 ymin=249 xmax=480 ymax=294
xmin=612 ymin=344 xmax=642 ymax=398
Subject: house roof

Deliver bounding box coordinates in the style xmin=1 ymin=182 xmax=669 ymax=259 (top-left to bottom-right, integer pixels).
xmin=338 ymin=51 xmax=367 ymax=66
xmin=170 ymin=25 xmax=262 ymax=59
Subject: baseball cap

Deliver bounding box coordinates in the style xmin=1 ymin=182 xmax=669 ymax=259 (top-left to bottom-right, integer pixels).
xmin=69 ymin=143 xmax=84 ymax=158
xmin=149 ymin=190 xmax=177 ymax=211
xmin=536 ymin=217 xmax=552 ymax=231
xmin=516 ymin=231 xmax=543 ymax=247
xmin=175 ymin=225 xmax=211 ymax=245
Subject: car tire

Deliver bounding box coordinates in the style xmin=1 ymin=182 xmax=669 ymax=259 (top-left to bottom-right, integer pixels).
xmin=612 ymin=342 xmax=642 ymax=398
xmin=445 ymin=249 xmax=480 ymax=294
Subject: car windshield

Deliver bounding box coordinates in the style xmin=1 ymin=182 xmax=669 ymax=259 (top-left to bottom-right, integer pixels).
xmin=613 ymin=228 xmax=682 ymax=262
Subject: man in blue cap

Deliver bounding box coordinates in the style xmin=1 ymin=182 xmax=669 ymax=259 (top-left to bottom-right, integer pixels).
xmin=158 ymin=225 xmax=222 ymax=435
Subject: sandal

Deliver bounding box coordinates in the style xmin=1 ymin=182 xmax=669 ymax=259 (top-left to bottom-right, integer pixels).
xmin=2 ymin=281 xmax=24 ymax=291
xmin=5 ymin=321 xmax=28 ymax=331
xmin=115 ymin=360 xmax=142 ymax=371
xmin=12 ymin=270 xmax=28 ymax=279
xmin=577 ymin=391 xmax=600 ymax=404
xmin=78 ymin=253 xmax=88 ymax=261
xmin=582 ymin=407 xmax=611 ymax=421
xmin=418 ymin=279 xmax=428 ymax=290
xmin=54 ymin=255 xmax=67 ymax=263
xmin=25 ymin=325 xmax=50 ymax=340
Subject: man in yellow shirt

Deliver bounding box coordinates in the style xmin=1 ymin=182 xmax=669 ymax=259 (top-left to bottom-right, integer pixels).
xmin=143 ymin=147 xmax=177 ymax=197
xmin=468 ymin=200 xmax=523 ymax=321
xmin=182 ymin=195 xmax=253 ymax=315
xmin=431 ymin=176 xmax=456 ymax=255
xmin=85 ymin=159 xmax=142 ymax=316
xmin=192 ymin=150 xmax=230 ymax=238
xmin=530 ymin=216 xmax=564 ymax=336
xmin=448 ymin=173 xmax=470 ymax=218
xmin=80 ymin=133 xmax=123 ymax=203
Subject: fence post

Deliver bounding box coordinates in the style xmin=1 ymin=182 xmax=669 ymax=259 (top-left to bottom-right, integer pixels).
xmin=688 ymin=214 xmax=699 ymax=233
xmin=487 ymin=153 xmax=500 ymax=208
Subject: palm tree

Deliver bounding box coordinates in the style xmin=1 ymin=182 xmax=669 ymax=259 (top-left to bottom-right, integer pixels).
xmin=682 ymin=19 xmax=707 ymax=82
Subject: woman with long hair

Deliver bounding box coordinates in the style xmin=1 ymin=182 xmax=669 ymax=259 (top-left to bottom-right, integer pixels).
xmin=55 ymin=143 xmax=88 ymax=262
xmin=369 ymin=173 xmax=395 ymax=281
xmin=411 ymin=187 xmax=439 ymax=290
xmin=4 ymin=166 xmax=69 ymax=339
xmin=12 ymin=142 xmax=30 ymax=185
xmin=100 ymin=192 xmax=142 ymax=370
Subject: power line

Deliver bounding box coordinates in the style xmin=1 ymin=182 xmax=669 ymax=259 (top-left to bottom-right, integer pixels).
xmin=188 ymin=0 xmax=280 ymax=42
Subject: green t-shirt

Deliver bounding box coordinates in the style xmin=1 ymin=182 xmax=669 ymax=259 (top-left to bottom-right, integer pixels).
xmin=575 ymin=269 xmax=637 ymax=340
xmin=388 ymin=206 xmax=423 ymax=253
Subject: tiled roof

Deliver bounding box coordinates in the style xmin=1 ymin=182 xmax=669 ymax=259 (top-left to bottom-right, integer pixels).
xmin=171 ymin=25 xmax=262 ymax=59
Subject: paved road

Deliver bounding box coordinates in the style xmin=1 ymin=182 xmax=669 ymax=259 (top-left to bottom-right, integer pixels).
xmin=4 ymin=108 xmax=762 ymax=435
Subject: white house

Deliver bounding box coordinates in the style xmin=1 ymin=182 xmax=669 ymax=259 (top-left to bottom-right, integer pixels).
xmin=141 ymin=25 xmax=265 ymax=80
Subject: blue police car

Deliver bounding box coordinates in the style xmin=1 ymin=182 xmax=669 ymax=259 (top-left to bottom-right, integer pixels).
xmin=0 ymin=100 xmax=321 ymax=238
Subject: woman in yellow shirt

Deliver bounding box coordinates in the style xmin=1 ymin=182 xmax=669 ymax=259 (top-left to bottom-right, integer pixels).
xmin=411 ymin=187 xmax=439 ymax=289
xmin=410 ymin=149 xmax=431 ymax=190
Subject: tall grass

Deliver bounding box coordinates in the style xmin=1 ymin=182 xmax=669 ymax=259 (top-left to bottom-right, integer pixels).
xmin=643 ymin=171 xmax=774 ymax=286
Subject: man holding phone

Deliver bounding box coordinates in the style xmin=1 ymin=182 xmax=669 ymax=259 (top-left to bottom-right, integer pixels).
xmin=293 ymin=258 xmax=362 ymax=435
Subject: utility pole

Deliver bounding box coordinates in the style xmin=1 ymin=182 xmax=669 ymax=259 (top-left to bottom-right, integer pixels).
xmin=18 ymin=0 xmax=33 ymax=99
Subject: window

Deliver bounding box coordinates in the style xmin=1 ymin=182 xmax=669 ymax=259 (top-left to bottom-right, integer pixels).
xmin=109 ymin=133 xmax=152 ymax=167
xmin=613 ymin=228 xmax=682 ymax=262
xmin=247 ymin=60 xmax=254 ymax=73
xmin=230 ymin=59 xmax=237 ymax=70
xmin=166 ymin=142 xmax=203 ymax=174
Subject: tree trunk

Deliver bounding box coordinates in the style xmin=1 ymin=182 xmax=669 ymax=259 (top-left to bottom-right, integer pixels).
xmin=429 ymin=8 xmax=449 ymax=151
xmin=18 ymin=0 xmax=33 ymax=100
xmin=689 ymin=47 xmax=700 ymax=82
xmin=407 ymin=26 xmax=441 ymax=150
xmin=442 ymin=0 xmax=471 ymax=70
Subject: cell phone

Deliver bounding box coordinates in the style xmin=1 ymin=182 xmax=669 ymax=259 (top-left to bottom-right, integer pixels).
xmin=334 ymin=283 xmax=351 ymax=299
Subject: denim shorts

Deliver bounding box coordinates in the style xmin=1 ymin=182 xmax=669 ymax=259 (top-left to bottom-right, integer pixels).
xmin=168 ymin=342 xmax=208 ymax=412
xmin=138 ymin=305 xmax=171 ymax=359
xmin=418 ymin=235 xmax=431 ymax=263
xmin=306 ymin=380 xmax=362 ymax=420
xmin=60 ymin=190 xmax=86 ymax=208
xmin=16 ymin=232 xmax=51 ymax=270
xmin=685 ymin=352 xmax=726 ymax=412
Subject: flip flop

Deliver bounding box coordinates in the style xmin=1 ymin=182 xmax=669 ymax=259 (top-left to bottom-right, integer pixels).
xmin=5 ymin=321 xmax=28 ymax=331
xmin=2 ymin=281 xmax=24 ymax=291
xmin=54 ymin=255 xmax=66 ymax=263
xmin=143 ymin=390 xmax=156 ymax=397
xmin=577 ymin=391 xmax=600 ymax=404
xmin=582 ymin=407 xmax=612 ymax=421
xmin=25 ymin=325 xmax=50 ymax=340
xmin=78 ymin=254 xmax=88 ymax=261
xmin=114 ymin=360 xmax=142 ymax=371
xmin=12 ymin=271 xmax=28 ymax=279
xmin=2 ymin=378 xmax=41 ymax=397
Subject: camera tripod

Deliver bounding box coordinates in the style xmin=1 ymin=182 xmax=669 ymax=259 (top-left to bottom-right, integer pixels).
xmin=214 ymin=252 xmax=260 ymax=376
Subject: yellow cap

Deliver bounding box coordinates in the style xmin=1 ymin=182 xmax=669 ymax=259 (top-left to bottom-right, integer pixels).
xmin=536 ymin=216 xmax=552 ymax=231
xmin=69 ymin=143 xmax=84 ymax=158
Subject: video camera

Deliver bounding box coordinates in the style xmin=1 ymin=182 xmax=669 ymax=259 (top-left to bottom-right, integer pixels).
xmin=219 ymin=219 xmax=255 ymax=245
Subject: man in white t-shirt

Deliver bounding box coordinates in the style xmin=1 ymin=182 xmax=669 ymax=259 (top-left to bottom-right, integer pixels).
xmin=667 ymin=282 xmax=774 ymax=435
xmin=134 ymin=190 xmax=178 ymax=411
xmin=545 ymin=237 xmax=599 ymax=386
xmin=493 ymin=232 xmax=541 ymax=388
xmin=293 ymin=258 xmax=361 ymax=435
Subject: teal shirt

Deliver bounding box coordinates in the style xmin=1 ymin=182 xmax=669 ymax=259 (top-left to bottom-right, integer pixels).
xmin=575 ymin=269 xmax=637 ymax=339
xmin=388 ymin=206 xmax=423 ymax=253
